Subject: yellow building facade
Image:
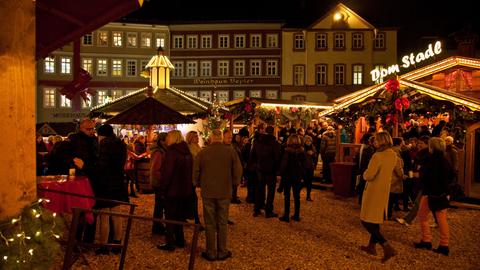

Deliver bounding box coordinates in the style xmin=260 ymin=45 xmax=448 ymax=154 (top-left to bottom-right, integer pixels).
xmin=281 ymin=4 xmax=397 ymax=102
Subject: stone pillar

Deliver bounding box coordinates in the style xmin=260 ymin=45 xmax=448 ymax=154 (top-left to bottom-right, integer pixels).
xmin=0 ymin=0 xmax=36 ymax=220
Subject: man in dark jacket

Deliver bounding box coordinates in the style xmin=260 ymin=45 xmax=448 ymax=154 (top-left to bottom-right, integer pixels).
xmin=320 ymin=126 xmax=337 ymax=183
xmin=91 ymin=124 xmax=128 ymax=255
xmin=71 ymin=118 xmax=97 ymax=176
xmin=249 ymin=125 xmax=281 ymax=218
xmin=193 ymin=129 xmax=242 ymax=261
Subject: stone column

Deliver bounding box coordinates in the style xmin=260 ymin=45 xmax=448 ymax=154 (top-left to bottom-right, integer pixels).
xmin=0 ymin=0 xmax=36 ymax=220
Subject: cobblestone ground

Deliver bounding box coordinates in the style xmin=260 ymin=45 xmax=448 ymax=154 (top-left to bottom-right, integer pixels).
xmin=69 ymin=186 xmax=480 ymax=270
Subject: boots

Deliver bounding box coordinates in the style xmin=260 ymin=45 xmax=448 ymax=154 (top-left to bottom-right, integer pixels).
xmin=433 ymin=245 xmax=449 ymax=256
xmin=381 ymin=242 xmax=396 ymax=263
xmin=360 ymin=243 xmax=377 ymax=256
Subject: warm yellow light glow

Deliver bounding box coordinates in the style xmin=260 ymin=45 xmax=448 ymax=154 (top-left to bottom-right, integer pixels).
xmin=259 ymin=103 xmax=332 ymax=109
xmin=28 ymin=249 xmax=33 ymax=256
xmin=35 ymin=231 xmax=41 ymax=237
xmin=334 ymin=12 xmax=343 ymax=21
xmin=3 ymin=256 xmax=7 ymax=261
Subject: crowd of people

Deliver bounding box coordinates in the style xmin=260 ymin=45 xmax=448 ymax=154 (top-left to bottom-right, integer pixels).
xmin=35 ymin=117 xmax=461 ymax=262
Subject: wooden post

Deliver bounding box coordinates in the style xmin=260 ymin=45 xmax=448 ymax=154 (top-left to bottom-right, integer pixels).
xmin=0 ymin=0 xmax=36 ymax=220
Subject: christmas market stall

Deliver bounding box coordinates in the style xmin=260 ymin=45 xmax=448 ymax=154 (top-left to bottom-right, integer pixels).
xmin=320 ymin=56 xmax=480 ymax=198
xmin=224 ymin=97 xmax=333 ymax=135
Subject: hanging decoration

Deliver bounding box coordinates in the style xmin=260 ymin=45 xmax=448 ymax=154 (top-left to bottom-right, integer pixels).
xmin=199 ymin=92 xmax=228 ymax=142
xmin=59 ymin=68 xmax=96 ymax=111
xmin=445 ymin=69 xmax=473 ymax=89
xmin=0 ymin=199 xmax=64 ymax=270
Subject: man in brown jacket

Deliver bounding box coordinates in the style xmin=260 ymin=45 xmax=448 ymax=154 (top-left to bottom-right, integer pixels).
xmin=193 ymin=129 xmax=242 ymax=261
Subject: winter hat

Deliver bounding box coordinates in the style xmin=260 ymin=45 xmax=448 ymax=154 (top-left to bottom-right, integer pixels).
xmin=97 ymin=124 xmax=114 ymax=137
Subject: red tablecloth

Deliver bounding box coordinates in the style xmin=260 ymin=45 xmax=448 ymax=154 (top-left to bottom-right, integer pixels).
xmin=37 ymin=176 xmax=95 ymax=224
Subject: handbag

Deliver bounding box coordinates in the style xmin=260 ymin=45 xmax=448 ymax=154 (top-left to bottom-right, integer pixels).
xmin=427 ymin=193 xmax=450 ymax=212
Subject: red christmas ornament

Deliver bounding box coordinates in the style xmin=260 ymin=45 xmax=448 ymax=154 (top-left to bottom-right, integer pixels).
xmin=385 ymin=79 xmax=399 ymax=93
xmin=245 ymin=104 xmax=252 ymax=112
xmin=401 ymin=97 xmax=410 ymax=109
xmin=275 ymin=106 xmax=281 ymax=115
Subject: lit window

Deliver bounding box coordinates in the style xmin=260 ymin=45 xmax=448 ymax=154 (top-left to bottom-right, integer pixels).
xmin=374 ymin=32 xmax=385 ymax=49
xmin=334 ymin=64 xmax=345 ymax=85
xmin=266 ymin=60 xmax=278 ymax=76
xmin=141 ymin=33 xmax=152 ymax=48
xmin=234 ymin=35 xmax=245 ymax=48
xmin=216 ymin=91 xmax=229 ymax=102
xmin=316 ymin=33 xmax=327 ymax=50
xmin=44 ymin=57 xmax=55 ymax=73
xmin=219 ymin=35 xmax=229 ymax=48
xmin=60 ymin=57 xmax=71 ymax=74
xmin=334 ymin=33 xmax=345 ymax=49
xmin=234 ymin=60 xmax=245 ymax=76
xmin=187 ymin=35 xmax=198 ymax=49
xmin=82 ymin=98 xmax=91 ymax=108
xmin=200 ymin=61 xmax=211 ymax=77
xmin=316 ymin=64 xmax=327 ymax=86
xmin=294 ymin=65 xmax=305 ymax=86
xmin=111 ymin=90 xmax=123 ymax=99
xmin=294 ymin=33 xmax=304 ymax=49
xmin=233 ymin=90 xmax=245 ymax=99
xmin=82 ymin=58 xmax=93 ymax=74
xmin=97 ymin=59 xmax=107 ymax=76
xmin=112 ymin=59 xmax=122 ymax=76
xmin=352 ymin=33 xmax=363 ymax=49
xmin=127 ymin=32 xmax=137 ymax=47
xmin=97 ymin=90 xmax=108 ymax=105
xmin=249 ymin=90 xmax=261 ymax=98
xmin=266 ymin=34 xmax=278 ymax=48
xmin=173 ymin=35 xmax=184 ymax=49
xmin=173 ymin=61 xmax=184 ymax=77
xmin=200 ymin=91 xmax=212 ymax=101
xmin=265 ymin=90 xmax=278 ymax=99
xmin=250 ymin=34 xmax=262 ymax=48
xmin=43 ymin=88 xmax=56 ymax=108
xmin=187 ymin=91 xmax=198 ymax=97
xmin=186 ymin=61 xmax=197 ymax=77
xmin=374 ymin=65 xmax=385 ymax=83
xmin=140 ymin=60 xmax=149 ymax=71
xmin=126 ymin=60 xmax=137 ymax=77
xmin=112 ymin=32 xmax=122 ymax=47
xmin=218 ymin=60 xmax=229 ymax=77
xmin=82 ymin=33 xmax=93 ymax=46
xmin=156 ymin=34 xmax=165 ymax=48
xmin=353 ymin=64 xmax=363 ymax=85
xmin=201 ymin=35 xmax=212 ymax=48
xmin=250 ymin=60 xmax=261 ymax=76
xmin=60 ymin=95 xmax=71 ymax=108
xmin=98 ymin=31 xmax=108 ymax=46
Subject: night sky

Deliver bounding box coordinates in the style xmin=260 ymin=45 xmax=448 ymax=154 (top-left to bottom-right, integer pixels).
xmin=123 ymin=0 xmax=479 ymax=56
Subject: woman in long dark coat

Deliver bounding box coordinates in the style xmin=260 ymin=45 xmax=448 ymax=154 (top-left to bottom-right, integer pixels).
xmin=157 ymin=130 xmax=194 ymax=251
xmin=279 ymin=134 xmax=307 ymax=222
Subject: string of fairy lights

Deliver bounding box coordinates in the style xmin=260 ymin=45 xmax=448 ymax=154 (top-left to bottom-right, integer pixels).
xmin=0 ymin=198 xmax=62 ymax=267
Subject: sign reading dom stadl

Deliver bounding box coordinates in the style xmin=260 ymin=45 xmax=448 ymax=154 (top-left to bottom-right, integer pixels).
xmin=370 ymin=41 xmax=442 ymax=82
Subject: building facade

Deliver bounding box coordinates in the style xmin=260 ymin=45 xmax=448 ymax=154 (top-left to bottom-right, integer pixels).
xmin=168 ymin=22 xmax=283 ymax=103
xmin=281 ymin=4 xmax=397 ymax=102
xmin=37 ymin=22 xmax=169 ymax=123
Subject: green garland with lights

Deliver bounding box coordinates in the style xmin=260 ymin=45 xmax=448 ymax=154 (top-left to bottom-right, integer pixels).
xmin=0 ymin=199 xmax=64 ymax=270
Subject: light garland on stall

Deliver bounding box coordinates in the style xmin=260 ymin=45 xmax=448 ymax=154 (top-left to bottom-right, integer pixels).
xmin=0 ymin=198 xmax=64 ymax=269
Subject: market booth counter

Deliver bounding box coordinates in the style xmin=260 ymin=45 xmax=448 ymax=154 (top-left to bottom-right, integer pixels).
xmin=135 ymin=158 xmax=153 ymax=193
xmin=330 ymin=142 xmax=361 ymax=197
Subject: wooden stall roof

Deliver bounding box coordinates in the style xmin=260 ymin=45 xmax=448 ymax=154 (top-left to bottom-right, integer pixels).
xmin=36 ymin=122 xmax=77 ymax=136
xmin=224 ymin=98 xmax=334 ymax=109
xmin=105 ymin=97 xmax=195 ymax=125
xmin=36 ymin=0 xmax=143 ymax=59
xmin=90 ymin=86 xmax=217 ymax=119
xmin=321 ymin=56 xmax=480 ymax=117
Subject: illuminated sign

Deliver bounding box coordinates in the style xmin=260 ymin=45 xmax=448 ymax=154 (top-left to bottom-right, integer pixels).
xmin=370 ymin=41 xmax=442 ymax=82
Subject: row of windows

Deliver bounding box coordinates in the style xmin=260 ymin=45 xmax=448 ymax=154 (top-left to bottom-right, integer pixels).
xmin=42 ymin=88 xmax=277 ymax=108
xmin=292 ymin=63 xmax=383 ymax=86
xmin=42 ymin=88 xmax=140 ymax=108
xmin=44 ymin=56 xmax=149 ymax=77
xmin=293 ymin=32 xmax=386 ymax=50
xmin=172 ymin=60 xmax=279 ymax=78
xmin=82 ymin=31 xmax=166 ymax=49
xmin=172 ymin=33 xmax=279 ymax=49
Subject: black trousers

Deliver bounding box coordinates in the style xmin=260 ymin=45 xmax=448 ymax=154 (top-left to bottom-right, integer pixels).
xmin=245 ymin=170 xmax=256 ymax=202
xmin=254 ymin=173 xmax=276 ymax=214
xmin=163 ymin=198 xmax=185 ymax=246
xmin=322 ymin=154 xmax=335 ymax=183
xmin=283 ymin=181 xmax=302 ymax=218
xmin=152 ymin=190 xmax=165 ymax=233
xmin=361 ymin=221 xmax=386 ymax=245
xmin=388 ymin=193 xmax=401 ymax=218
xmin=303 ymin=169 xmax=314 ymax=198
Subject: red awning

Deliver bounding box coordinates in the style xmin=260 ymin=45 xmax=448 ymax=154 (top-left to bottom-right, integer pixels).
xmin=36 ymin=0 xmax=143 ymax=59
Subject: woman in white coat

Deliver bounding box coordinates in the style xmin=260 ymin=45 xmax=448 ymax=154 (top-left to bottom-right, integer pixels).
xmin=360 ymin=131 xmax=398 ymax=263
